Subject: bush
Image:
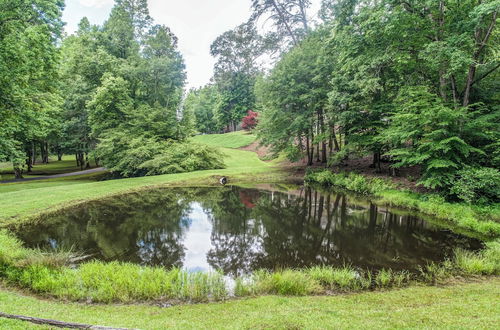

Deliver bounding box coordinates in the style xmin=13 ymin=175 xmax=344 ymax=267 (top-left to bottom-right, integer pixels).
xmin=96 ymin=131 xmax=225 ymax=177
xmin=449 ymin=166 xmax=500 ymax=204
xmin=139 ymin=142 xmax=225 ymax=176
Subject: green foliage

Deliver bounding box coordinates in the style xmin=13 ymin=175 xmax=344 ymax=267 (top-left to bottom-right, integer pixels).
xmin=255 ymin=0 xmax=499 ymax=197
xmin=305 ymin=170 xmax=393 ymax=195
xmin=453 ymin=241 xmax=500 ymax=276
xmin=0 ymin=0 xmax=64 ymax=167
xmin=139 ymin=142 xmax=226 ymax=176
xmin=449 ymin=166 xmax=500 ymax=204
xmin=308 ymin=266 xmax=364 ymax=291
xmin=383 ymin=87 xmax=484 ymax=190
xmin=210 ymin=22 xmax=264 ymax=131
xmin=96 ymin=132 xmax=225 ymax=177
xmin=307 ymin=169 xmax=500 ymax=239
xmin=183 ymin=85 xmax=220 ymax=134
xmin=254 ymin=270 xmax=322 ymax=296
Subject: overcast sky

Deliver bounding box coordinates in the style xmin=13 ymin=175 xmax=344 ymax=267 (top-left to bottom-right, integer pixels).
xmin=63 ymin=0 xmax=321 ymax=89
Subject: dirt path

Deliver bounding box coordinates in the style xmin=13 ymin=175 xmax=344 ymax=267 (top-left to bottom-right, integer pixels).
xmin=0 ymin=167 xmax=106 ymax=184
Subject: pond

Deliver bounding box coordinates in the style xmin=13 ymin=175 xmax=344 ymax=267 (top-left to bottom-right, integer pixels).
xmin=14 ymin=186 xmax=481 ymax=276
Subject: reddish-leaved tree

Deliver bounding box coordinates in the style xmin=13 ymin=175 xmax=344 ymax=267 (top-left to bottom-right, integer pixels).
xmin=242 ymin=110 xmax=258 ymax=130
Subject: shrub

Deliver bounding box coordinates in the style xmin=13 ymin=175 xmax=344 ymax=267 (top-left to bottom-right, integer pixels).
xmin=242 ymin=110 xmax=259 ymax=130
xmin=96 ymin=130 xmax=225 ymax=177
xmin=449 ymin=166 xmax=500 ymax=204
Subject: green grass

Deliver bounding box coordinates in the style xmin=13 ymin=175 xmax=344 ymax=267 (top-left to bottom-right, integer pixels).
xmin=0 ymin=133 xmax=498 ymax=320
xmin=306 ymin=170 xmax=500 ymax=239
xmin=0 ymin=279 xmax=498 ymax=329
xmin=190 ymin=131 xmax=257 ymax=148
xmin=0 ymin=148 xmax=278 ymax=223
xmin=0 ymin=155 xmax=97 ymax=177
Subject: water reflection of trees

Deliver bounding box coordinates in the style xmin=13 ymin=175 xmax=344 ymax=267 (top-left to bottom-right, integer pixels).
xmin=205 ymin=187 xmax=480 ymax=273
xmin=16 ymin=186 xmax=480 ymax=274
xmin=16 ymin=190 xmax=194 ymax=267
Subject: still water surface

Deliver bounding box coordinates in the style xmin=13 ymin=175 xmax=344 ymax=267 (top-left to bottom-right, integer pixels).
xmin=15 ymin=186 xmax=481 ymax=275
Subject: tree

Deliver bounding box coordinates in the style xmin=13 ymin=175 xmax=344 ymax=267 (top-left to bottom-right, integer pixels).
xmin=242 ymin=110 xmax=259 ymax=130
xmin=250 ymin=0 xmax=311 ymax=50
xmin=0 ymin=0 xmax=64 ymax=177
xmin=210 ymin=23 xmax=265 ymax=131
xmin=183 ymin=85 xmax=220 ymax=134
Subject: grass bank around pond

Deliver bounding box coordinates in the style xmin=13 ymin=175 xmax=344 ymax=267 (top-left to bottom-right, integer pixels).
xmin=306 ymin=169 xmax=500 ymax=240
xmin=0 ymin=226 xmax=498 ymax=304
xmin=0 ymin=147 xmax=282 ymax=223
xmin=190 ymin=131 xmax=257 ymax=148
xmin=0 ymin=132 xmax=499 ymax=320
xmin=0 ymin=278 xmax=498 ymax=329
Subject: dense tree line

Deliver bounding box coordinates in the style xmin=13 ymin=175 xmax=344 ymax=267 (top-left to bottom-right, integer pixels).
xmin=255 ymin=0 xmax=499 ymax=201
xmin=0 ymin=0 xmax=64 ymax=177
xmin=188 ymin=0 xmax=498 ymax=201
xmin=0 ymin=0 xmax=222 ymax=178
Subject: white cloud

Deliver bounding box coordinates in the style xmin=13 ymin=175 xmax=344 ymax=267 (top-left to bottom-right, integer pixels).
xmin=78 ymin=0 xmax=114 ymax=8
xmin=64 ymin=0 xmax=322 ymax=89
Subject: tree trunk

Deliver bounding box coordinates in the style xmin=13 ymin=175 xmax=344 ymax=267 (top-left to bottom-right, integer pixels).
xmin=31 ymin=142 xmax=35 ymax=165
xmin=319 ymin=110 xmax=327 ymax=163
xmin=332 ymin=126 xmax=340 ymax=151
xmin=309 ymin=130 xmax=314 ymax=166
xmin=463 ymin=9 xmax=498 ymax=107
xmin=305 ymin=134 xmax=311 ymax=165
xmin=372 ymin=152 xmax=381 ymax=173
xmin=26 ymin=152 xmax=32 ymax=173
xmin=85 ymin=152 xmax=90 ymax=169
xmin=14 ymin=166 xmax=23 ymax=179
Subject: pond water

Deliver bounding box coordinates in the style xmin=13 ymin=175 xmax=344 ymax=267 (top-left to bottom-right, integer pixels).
xmin=15 ymin=186 xmax=481 ymax=276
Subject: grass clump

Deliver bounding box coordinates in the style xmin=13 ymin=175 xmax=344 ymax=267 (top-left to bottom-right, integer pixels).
xmin=305 ymin=170 xmax=393 ymax=195
xmin=0 ymin=251 xmax=228 ymax=303
xmin=308 ymin=266 xmax=364 ymax=291
xmin=454 ymin=241 xmax=500 ymax=276
xmin=253 ymin=269 xmax=322 ymax=296
xmin=306 ymin=169 xmax=500 ymax=239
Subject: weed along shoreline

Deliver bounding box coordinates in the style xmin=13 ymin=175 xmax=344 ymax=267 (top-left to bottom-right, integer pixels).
xmin=0 ymin=167 xmax=498 ymax=304
xmin=3 ymin=0 xmax=499 ymax=327
xmin=0 ymin=132 xmax=498 ymax=328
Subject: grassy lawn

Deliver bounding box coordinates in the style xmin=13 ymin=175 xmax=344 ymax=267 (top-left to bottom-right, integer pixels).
xmin=0 ymin=279 xmax=498 ymax=329
xmin=0 ymin=137 xmax=282 ymax=222
xmin=0 ymin=132 xmax=498 ymax=329
xmin=0 ymin=155 xmax=99 ymax=181
xmin=191 ymin=131 xmax=257 ymax=148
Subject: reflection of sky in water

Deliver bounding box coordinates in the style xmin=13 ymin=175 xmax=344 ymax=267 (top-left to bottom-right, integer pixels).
xmin=182 ymin=202 xmax=213 ymax=272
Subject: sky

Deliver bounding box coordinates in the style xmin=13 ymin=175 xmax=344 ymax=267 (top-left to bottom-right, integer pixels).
xmin=63 ymin=0 xmax=322 ymax=89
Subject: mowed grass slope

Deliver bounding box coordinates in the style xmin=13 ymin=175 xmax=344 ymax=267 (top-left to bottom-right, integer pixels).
xmin=0 ymin=279 xmax=498 ymax=329
xmin=0 ymin=133 xmax=277 ymax=222
xmin=191 ymin=131 xmax=257 ymax=148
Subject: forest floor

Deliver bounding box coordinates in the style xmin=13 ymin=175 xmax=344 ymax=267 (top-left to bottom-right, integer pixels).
xmin=0 ymin=278 xmax=498 ymax=329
